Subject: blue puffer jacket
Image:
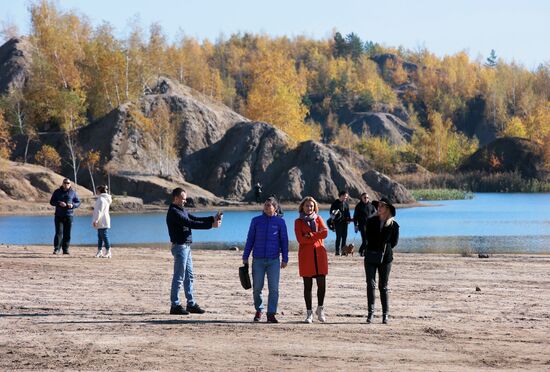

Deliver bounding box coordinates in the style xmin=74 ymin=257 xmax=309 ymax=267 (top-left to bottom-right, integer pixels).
xmin=243 ymin=213 xmax=289 ymax=263
xmin=49 ymin=187 xmax=81 ymax=217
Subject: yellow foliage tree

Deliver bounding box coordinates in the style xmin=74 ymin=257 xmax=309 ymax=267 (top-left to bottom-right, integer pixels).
xmin=83 ymin=150 xmax=101 ymax=192
xmin=524 ymin=102 xmax=550 ymax=144
xmin=332 ymin=124 xmax=358 ymax=150
xmin=356 ymin=136 xmax=398 ymax=174
xmin=245 ymin=44 xmax=314 ymax=142
xmin=82 ymin=22 xmax=126 ymax=118
xmin=0 ymin=109 xmax=12 ymax=160
xmin=502 ymin=116 xmax=527 ymax=138
xmin=35 ymin=144 xmax=61 ymax=171
xmin=412 ymin=111 xmax=478 ymax=171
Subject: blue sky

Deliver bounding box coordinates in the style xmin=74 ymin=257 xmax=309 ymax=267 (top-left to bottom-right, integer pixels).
xmin=1 ymin=0 xmax=549 ymax=69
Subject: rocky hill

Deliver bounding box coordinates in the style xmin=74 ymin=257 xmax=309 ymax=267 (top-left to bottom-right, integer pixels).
xmin=459 ymin=137 xmax=547 ymax=180
xmin=0 ymin=37 xmax=31 ymax=94
xmin=185 ymin=122 xmax=414 ymax=203
xmin=348 ymin=112 xmax=414 ymax=145
xmin=6 ymin=73 xmax=414 ymax=205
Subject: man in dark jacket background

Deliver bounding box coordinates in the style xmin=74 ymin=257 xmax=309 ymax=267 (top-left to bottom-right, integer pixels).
xmin=50 ymin=178 xmax=81 ymax=255
xmin=330 ymin=190 xmax=351 ymax=256
xmin=166 ymin=187 xmax=222 ymax=315
xmin=353 ymin=192 xmax=377 ymax=256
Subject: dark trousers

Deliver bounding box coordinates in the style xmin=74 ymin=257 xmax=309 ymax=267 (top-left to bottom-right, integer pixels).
xmin=54 ymin=216 xmax=73 ymax=253
xmin=334 ymin=223 xmax=348 ymax=254
xmin=365 ymin=260 xmax=392 ymax=315
xmin=358 ymin=224 xmax=368 ymax=256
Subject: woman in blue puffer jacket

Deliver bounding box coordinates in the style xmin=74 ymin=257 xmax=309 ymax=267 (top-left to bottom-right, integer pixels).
xmin=243 ymin=197 xmax=289 ymax=323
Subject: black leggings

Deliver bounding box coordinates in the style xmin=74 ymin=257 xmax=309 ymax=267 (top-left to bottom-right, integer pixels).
xmin=303 ymin=276 xmax=326 ymax=310
xmin=365 ymin=261 xmax=392 ymax=315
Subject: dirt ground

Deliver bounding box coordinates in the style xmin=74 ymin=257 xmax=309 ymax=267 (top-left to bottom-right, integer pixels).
xmin=1 ymin=245 xmax=549 ymax=371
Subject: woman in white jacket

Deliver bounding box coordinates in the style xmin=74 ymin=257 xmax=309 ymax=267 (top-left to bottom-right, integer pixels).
xmin=92 ymin=185 xmax=113 ymax=258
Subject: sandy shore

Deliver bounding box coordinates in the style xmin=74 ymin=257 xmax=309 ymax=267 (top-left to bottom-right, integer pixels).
xmin=1 ymin=245 xmax=548 ymax=371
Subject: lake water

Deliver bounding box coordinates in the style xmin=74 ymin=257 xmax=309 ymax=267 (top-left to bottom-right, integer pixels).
xmin=1 ymin=193 xmax=549 ymax=253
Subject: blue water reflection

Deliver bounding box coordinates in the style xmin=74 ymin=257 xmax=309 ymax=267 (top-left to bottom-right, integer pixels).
xmin=1 ymin=193 xmax=549 ymax=252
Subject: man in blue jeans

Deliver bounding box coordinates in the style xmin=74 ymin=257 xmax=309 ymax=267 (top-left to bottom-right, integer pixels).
xmin=242 ymin=197 xmax=289 ymax=323
xmin=166 ymin=187 xmax=221 ymax=315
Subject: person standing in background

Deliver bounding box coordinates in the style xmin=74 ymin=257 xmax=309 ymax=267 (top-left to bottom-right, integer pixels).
xmin=330 ymin=190 xmax=351 ymax=256
xmin=353 ymin=193 xmax=377 ymax=257
xmin=50 ymin=178 xmax=81 ymax=255
xmin=92 ymin=185 xmax=112 ymax=258
xmin=254 ymin=183 xmax=263 ymax=204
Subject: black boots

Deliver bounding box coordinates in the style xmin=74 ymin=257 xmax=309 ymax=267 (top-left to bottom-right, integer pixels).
xmin=366 ymin=312 xmax=374 ymax=323
xmin=366 ymin=303 xmax=375 ymax=323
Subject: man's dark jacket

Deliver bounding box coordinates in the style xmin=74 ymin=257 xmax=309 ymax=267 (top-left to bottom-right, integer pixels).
xmin=353 ymin=201 xmax=377 ymax=227
xmin=330 ymin=199 xmax=351 ymax=225
xmin=166 ymin=203 xmax=214 ymax=244
xmin=49 ymin=187 xmax=81 ymax=217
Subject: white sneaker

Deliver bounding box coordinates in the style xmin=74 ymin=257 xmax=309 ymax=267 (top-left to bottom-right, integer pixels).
xmin=316 ymin=306 xmax=326 ymax=323
xmin=94 ymin=250 xmax=103 ymax=258
xmin=305 ymin=310 xmax=313 ymax=323
xmin=104 ymin=250 xmax=112 ymax=259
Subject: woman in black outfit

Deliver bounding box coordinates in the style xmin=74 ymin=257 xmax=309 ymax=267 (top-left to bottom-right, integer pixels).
xmin=364 ymin=197 xmax=399 ymax=324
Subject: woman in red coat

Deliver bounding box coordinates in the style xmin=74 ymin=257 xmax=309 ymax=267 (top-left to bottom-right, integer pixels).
xmin=295 ymin=196 xmax=329 ymax=323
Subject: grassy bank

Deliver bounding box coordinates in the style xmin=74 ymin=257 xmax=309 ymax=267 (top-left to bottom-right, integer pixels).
xmin=410 ymin=189 xmax=474 ymax=201
xmin=393 ymin=170 xmax=550 ymax=193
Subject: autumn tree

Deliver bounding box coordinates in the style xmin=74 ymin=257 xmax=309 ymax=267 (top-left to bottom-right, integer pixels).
xmin=83 ymin=149 xmax=101 ymax=192
xmin=35 ymin=144 xmax=61 ymax=171
xmin=502 ymin=116 xmax=527 ymax=138
xmin=0 ymin=88 xmax=37 ymax=163
xmin=412 ymin=111 xmax=478 ymax=171
xmin=0 ymin=109 xmax=12 ymax=160
xmin=332 ymin=124 xmax=358 ymax=150
xmin=124 ymin=18 xmax=147 ymax=100
xmin=356 ymin=136 xmax=399 ymax=174
xmin=145 ymin=22 xmax=168 ymax=84
xmin=82 ymin=22 xmax=126 ymax=118
xmin=245 ymin=43 xmax=316 ymax=142
xmin=26 ymin=0 xmax=89 ymax=183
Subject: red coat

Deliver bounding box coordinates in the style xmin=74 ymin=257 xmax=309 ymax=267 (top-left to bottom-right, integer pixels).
xmin=295 ymin=216 xmax=329 ymax=277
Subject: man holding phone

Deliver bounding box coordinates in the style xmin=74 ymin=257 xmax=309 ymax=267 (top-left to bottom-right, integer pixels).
xmin=166 ymin=187 xmax=222 ymax=315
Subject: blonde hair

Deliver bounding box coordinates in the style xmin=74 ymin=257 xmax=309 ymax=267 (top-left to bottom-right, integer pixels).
xmin=298 ymin=196 xmax=319 ymax=214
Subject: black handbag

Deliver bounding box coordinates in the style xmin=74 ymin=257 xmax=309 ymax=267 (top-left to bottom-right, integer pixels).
xmin=239 ymin=263 xmax=251 ymax=290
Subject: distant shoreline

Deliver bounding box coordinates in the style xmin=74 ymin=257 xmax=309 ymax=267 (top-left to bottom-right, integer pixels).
xmin=0 ymin=200 xmax=426 ymax=216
